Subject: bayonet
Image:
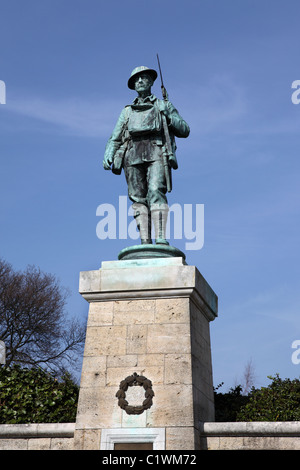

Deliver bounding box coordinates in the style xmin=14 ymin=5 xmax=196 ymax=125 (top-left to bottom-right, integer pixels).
xmin=157 ymin=53 xmax=168 ymax=101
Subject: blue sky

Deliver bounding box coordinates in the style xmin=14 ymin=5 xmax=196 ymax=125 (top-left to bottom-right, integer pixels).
xmin=1 ymin=0 xmax=300 ymax=390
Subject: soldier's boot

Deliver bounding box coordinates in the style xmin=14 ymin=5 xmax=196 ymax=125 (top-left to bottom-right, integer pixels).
xmin=133 ymin=203 xmax=152 ymax=245
xmin=151 ymin=207 xmax=169 ymax=245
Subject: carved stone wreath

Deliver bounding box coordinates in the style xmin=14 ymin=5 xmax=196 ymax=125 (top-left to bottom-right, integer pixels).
xmin=116 ymin=372 xmax=154 ymax=415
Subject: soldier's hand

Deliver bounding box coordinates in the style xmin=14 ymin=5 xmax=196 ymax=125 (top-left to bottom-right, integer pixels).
xmin=158 ymin=100 xmax=169 ymax=116
xmin=158 ymin=100 xmax=171 ymax=124
xmin=103 ymin=156 xmax=112 ymax=170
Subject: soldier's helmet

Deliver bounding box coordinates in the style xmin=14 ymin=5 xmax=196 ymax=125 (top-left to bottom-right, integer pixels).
xmin=128 ymin=66 xmax=157 ymax=90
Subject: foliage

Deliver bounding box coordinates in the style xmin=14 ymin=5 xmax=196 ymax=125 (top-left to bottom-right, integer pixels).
xmin=214 ymin=383 xmax=250 ymax=422
xmin=214 ymin=375 xmax=300 ymax=422
xmin=0 ymin=258 xmax=86 ymax=375
xmin=0 ymin=365 xmax=79 ymax=424
xmin=236 ymin=374 xmax=300 ymax=422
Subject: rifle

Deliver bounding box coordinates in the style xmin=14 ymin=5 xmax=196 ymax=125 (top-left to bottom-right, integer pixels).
xmin=157 ymin=54 xmax=173 ymax=193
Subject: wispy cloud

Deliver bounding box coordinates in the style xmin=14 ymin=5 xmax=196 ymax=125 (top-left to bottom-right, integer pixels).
xmin=227 ymin=285 xmax=300 ymax=325
xmin=3 ymin=94 xmax=124 ymax=138
xmin=3 ymin=77 xmax=299 ymax=140
xmin=178 ymin=73 xmax=248 ymax=135
xmin=179 ymin=73 xmax=300 ymax=138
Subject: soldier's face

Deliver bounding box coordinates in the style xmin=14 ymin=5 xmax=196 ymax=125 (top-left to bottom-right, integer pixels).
xmin=134 ymin=73 xmax=153 ymax=94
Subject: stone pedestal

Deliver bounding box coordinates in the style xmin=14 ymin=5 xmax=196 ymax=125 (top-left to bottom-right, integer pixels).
xmin=74 ymin=257 xmax=218 ymax=450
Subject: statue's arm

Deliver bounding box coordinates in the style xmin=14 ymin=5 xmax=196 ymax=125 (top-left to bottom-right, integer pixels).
xmin=103 ymin=108 xmax=127 ymax=170
xmin=159 ymin=100 xmax=190 ymax=138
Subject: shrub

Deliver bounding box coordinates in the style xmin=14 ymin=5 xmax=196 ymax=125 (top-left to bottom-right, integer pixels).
xmin=237 ymin=374 xmax=300 ymax=421
xmin=0 ymin=365 xmax=79 ymax=423
xmin=214 ymin=383 xmax=250 ymax=421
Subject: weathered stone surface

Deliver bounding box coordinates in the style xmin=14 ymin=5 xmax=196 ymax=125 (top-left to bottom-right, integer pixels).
xmin=50 ymin=437 xmax=74 ymax=450
xmin=0 ymin=424 xmax=75 ymax=450
xmin=79 ymin=258 xmax=218 ymax=325
xmin=79 ymin=355 xmax=107 ymax=388
xmin=28 ymin=438 xmax=51 ymax=450
xmin=2 ymin=421 xmax=300 ymax=450
xmin=106 ymin=366 xmax=164 ymax=387
xmin=84 ymin=325 xmax=127 ymax=356
xmin=107 ymin=354 xmax=138 ymax=368
xmin=164 ymin=354 xmax=192 ymax=385
xmin=137 ymin=353 xmax=164 ymax=367
xmin=0 ymin=439 xmax=28 ymax=450
xmin=199 ymin=421 xmax=300 ymax=450
xmin=166 ymin=426 xmax=196 ymax=450
xmin=76 ymin=387 xmax=122 ymax=429
xmin=126 ymin=324 xmax=148 ymax=354
xmin=73 ymin=429 xmax=101 ymax=450
xmin=114 ymin=299 xmax=156 ymax=325
xmin=146 ymin=385 xmax=194 ymax=428
xmin=147 ymin=323 xmax=191 ymax=354
xmin=75 ymin=258 xmax=218 ymax=450
xmin=155 ymin=297 xmax=190 ymax=323
xmin=87 ymin=301 xmax=114 ymax=326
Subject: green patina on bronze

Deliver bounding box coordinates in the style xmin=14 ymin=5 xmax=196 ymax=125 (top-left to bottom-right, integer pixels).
xmin=103 ymin=63 xmax=190 ymax=260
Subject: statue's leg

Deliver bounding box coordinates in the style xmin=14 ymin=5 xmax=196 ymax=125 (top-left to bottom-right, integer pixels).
xmin=151 ymin=205 xmax=169 ymax=245
xmin=147 ymin=160 xmax=169 ymax=245
xmin=125 ymin=164 xmax=152 ymax=244
xmin=132 ymin=202 xmax=152 ymax=245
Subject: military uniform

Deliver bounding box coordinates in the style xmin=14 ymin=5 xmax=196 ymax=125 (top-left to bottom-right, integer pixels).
xmin=103 ymin=67 xmax=190 ymax=244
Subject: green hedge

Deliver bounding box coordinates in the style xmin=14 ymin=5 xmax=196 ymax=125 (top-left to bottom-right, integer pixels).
xmin=237 ymin=375 xmax=300 ymax=421
xmin=0 ymin=365 xmax=79 ymax=423
xmin=214 ymin=375 xmax=300 ymax=422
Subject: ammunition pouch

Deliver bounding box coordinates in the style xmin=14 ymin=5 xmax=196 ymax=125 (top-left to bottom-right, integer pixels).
xmin=112 ymin=140 xmax=129 ymax=175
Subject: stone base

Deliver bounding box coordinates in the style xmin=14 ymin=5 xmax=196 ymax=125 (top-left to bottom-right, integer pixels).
xmin=75 ymin=257 xmax=218 ymax=450
xmin=118 ymin=243 xmax=186 ymax=261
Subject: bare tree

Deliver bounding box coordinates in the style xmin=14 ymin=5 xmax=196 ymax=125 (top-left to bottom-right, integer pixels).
xmin=241 ymin=358 xmax=256 ymax=394
xmin=0 ymin=258 xmax=86 ymax=376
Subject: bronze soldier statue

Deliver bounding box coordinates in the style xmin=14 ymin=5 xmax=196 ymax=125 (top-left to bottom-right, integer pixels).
xmin=103 ymin=65 xmax=190 ymax=245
